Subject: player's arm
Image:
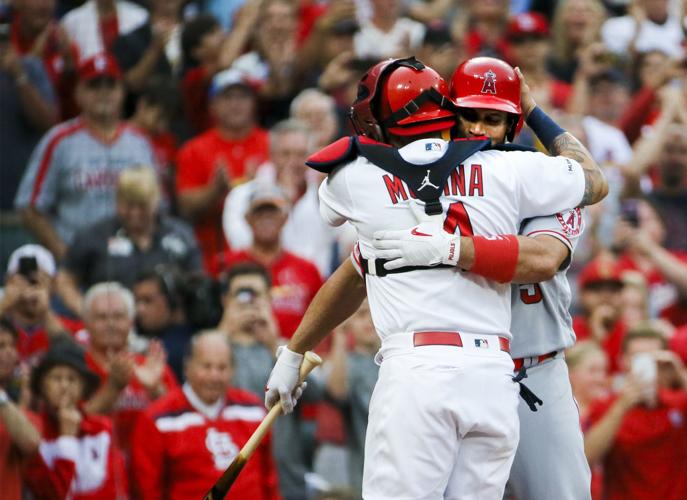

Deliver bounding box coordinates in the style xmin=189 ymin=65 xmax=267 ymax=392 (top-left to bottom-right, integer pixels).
xmin=516 ymin=67 xmax=608 ymax=207
xmin=265 ymin=259 xmax=366 ymax=413
xmin=458 ymin=234 xmax=568 ymax=284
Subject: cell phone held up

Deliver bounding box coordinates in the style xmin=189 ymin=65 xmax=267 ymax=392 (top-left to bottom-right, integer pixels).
xmin=18 ymin=256 xmax=39 ymax=284
xmin=620 ymin=199 xmax=639 ymax=228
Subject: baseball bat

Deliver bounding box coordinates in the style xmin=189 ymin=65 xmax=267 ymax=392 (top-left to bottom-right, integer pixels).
xmin=202 ymin=351 xmax=323 ymax=500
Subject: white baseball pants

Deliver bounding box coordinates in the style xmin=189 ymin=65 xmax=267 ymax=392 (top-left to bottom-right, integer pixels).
xmin=362 ymin=333 xmax=520 ymax=500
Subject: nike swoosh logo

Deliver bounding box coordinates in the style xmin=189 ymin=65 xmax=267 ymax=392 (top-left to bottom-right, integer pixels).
xmin=411 ymin=228 xmax=432 ymax=237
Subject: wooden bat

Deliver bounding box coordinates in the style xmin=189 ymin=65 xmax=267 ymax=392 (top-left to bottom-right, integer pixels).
xmin=202 ymin=351 xmax=323 ymax=500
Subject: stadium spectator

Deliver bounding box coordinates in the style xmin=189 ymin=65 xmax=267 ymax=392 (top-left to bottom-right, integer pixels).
xmin=566 ymin=340 xmax=609 ymax=500
xmin=223 ymin=119 xmax=340 ymax=276
xmin=112 ymin=0 xmax=184 ymax=95
xmin=573 ymin=254 xmax=629 ymax=373
xmin=56 ymin=166 xmax=201 ymax=316
xmin=547 ymin=0 xmax=606 ymax=83
xmin=80 ymin=282 xmax=178 ymax=460
xmin=131 ymin=330 xmax=280 ymax=499
xmin=296 ymin=0 xmax=358 ymax=90
xmin=0 ymin=245 xmax=74 ymax=364
xmin=177 ymin=67 xmax=269 ymax=269
xmin=352 ymin=0 xmax=425 ymax=60
xmin=460 ymin=0 xmax=510 ymax=59
xmin=14 ymin=54 xmax=155 ymax=261
xmin=0 ymin=29 xmax=58 ymax=212
xmin=612 ymin=198 xmax=687 ymax=320
xmin=601 ymin=0 xmax=685 ymax=59
xmin=128 ymin=79 xmax=182 ymax=209
xmin=325 ymin=300 xmax=379 ymax=497
xmin=219 ymin=182 xmax=323 ymax=339
xmin=289 ymin=88 xmax=341 ymax=151
xmin=620 ymin=272 xmax=651 ymax=329
xmin=586 ymin=323 xmax=687 ymax=500
xmin=0 ymin=317 xmax=41 ymax=500
xmin=61 ymin=0 xmax=148 ymax=60
xmin=616 ymin=51 xmax=684 ymax=144
xmin=506 ymin=12 xmax=572 ymax=113
xmin=567 ymin=340 xmax=610 ymax=420
xmin=230 ymin=0 xmax=304 ymax=124
xmin=133 ymin=267 xmax=195 ymax=383
xmin=218 ymin=263 xmax=279 ymax=396
xmin=630 ymin=118 xmax=687 ymax=250
xmin=415 ymin=20 xmax=464 ymax=81
xmin=24 ymin=338 xmax=128 ymax=499
xmin=9 ymin=0 xmax=79 ymax=118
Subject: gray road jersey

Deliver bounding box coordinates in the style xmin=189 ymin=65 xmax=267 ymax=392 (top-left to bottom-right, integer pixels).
xmin=509 ymin=209 xmax=586 ymax=358
xmin=14 ymin=118 xmax=155 ymax=244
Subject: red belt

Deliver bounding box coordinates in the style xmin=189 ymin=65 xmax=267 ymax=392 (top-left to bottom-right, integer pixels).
xmin=413 ymin=331 xmax=510 ymax=353
xmin=512 ymin=351 xmax=558 ymax=371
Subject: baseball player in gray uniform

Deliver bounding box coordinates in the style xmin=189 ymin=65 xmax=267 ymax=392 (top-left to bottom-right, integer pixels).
xmin=375 ymin=58 xmax=592 ymax=499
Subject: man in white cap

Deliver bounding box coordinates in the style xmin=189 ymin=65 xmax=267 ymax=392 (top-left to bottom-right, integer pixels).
xmin=0 ymin=244 xmax=71 ymax=363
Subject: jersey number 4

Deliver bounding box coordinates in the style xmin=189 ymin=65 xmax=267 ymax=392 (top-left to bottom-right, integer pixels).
xmin=443 ymin=202 xmax=544 ymax=305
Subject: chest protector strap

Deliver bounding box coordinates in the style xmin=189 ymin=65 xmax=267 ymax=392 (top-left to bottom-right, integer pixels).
xmin=356 ymin=137 xmax=491 ymax=215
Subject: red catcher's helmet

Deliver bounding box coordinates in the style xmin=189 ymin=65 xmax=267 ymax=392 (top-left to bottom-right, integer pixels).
xmin=450 ymin=57 xmax=523 ymax=141
xmin=350 ymin=57 xmax=455 ymax=142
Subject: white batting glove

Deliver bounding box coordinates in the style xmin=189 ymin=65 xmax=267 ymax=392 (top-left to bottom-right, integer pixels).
xmin=265 ymin=346 xmax=307 ymax=414
xmin=372 ymin=218 xmax=461 ymax=271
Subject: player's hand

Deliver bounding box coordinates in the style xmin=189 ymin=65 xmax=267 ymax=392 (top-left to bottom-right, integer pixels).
xmin=372 ymin=217 xmax=460 ymax=270
xmin=514 ymin=67 xmax=536 ymax=118
xmin=265 ymin=346 xmax=307 ymax=414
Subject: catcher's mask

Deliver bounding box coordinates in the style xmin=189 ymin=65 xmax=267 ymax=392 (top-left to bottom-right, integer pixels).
xmin=350 ymin=57 xmax=456 ymax=143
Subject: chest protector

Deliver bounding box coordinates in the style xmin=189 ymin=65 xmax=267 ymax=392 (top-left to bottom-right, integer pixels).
xmin=306 ymin=135 xmax=492 ymax=216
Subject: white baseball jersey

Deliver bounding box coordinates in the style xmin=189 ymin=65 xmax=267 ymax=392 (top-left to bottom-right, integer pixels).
xmin=510 ymin=209 xmax=586 ymax=359
xmin=319 ymin=138 xmax=585 ymax=340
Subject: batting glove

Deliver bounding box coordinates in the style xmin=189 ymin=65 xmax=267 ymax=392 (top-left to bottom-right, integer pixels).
xmin=265 ymin=346 xmax=307 ymax=414
xmin=372 ymin=219 xmax=461 ymax=271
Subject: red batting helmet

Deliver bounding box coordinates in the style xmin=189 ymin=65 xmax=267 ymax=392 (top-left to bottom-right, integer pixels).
xmin=450 ymin=57 xmax=523 ymax=141
xmin=350 ymin=57 xmax=456 ymax=142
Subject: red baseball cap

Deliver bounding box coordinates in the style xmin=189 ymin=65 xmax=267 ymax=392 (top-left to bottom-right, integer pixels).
xmin=78 ymin=54 xmax=122 ymax=82
xmin=507 ymin=12 xmax=549 ymax=40
xmin=578 ymin=256 xmax=624 ymax=290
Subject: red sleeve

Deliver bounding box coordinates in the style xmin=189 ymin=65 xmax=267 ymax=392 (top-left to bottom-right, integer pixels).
xmin=176 ymin=139 xmax=210 ymax=192
xmin=550 ymin=80 xmax=572 ymax=110
xmin=182 ymin=67 xmax=212 ymax=134
xmin=25 ymin=438 xmax=79 ymax=500
xmin=616 ymin=87 xmax=657 ymax=144
xmin=131 ymin=413 xmax=165 ymax=500
xmin=586 ymin=395 xmax=616 ymax=427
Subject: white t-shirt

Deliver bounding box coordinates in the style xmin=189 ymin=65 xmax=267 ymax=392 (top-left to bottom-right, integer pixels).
xmin=354 ymin=18 xmax=426 ymax=59
xmin=61 ymin=0 xmax=148 ymax=61
xmin=601 ymin=14 xmax=685 ymax=58
xmin=319 ymin=139 xmax=585 ymax=340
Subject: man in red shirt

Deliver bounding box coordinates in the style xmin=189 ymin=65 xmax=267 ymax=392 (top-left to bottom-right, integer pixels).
xmin=131 ymin=330 xmax=280 ymax=500
xmin=0 ymin=245 xmax=79 ymax=364
xmin=585 ymin=324 xmax=687 ymax=500
xmin=176 ymin=68 xmax=269 ymax=270
xmin=217 ymin=183 xmax=323 ymax=338
xmin=80 ymin=282 xmax=178 ymax=461
xmin=573 ymin=255 xmax=629 ymax=373
xmin=9 ymin=0 xmax=80 ymax=118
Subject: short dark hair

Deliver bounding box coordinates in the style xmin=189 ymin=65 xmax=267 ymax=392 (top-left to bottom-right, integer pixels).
xmin=181 ymin=13 xmax=219 ymax=68
xmin=622 ymin=322 xmax=668 ymax=353
xmin=138 ymin=77 xmax=180 ymax=122
xmin=221 ymin=263 xmax=271 ymax=294
xmin=0 ymin=316 xmax=18 ymax=343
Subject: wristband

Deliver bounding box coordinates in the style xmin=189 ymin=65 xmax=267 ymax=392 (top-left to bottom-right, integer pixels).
xmin=470 ymin=235 xmax=519 ymax=283
xmin=525 ymin=106 xmax=566 ymax=152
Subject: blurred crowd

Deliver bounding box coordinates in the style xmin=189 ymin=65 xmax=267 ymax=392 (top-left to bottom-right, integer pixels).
xmin=0 ymin=0 xmax=686 ymax=498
